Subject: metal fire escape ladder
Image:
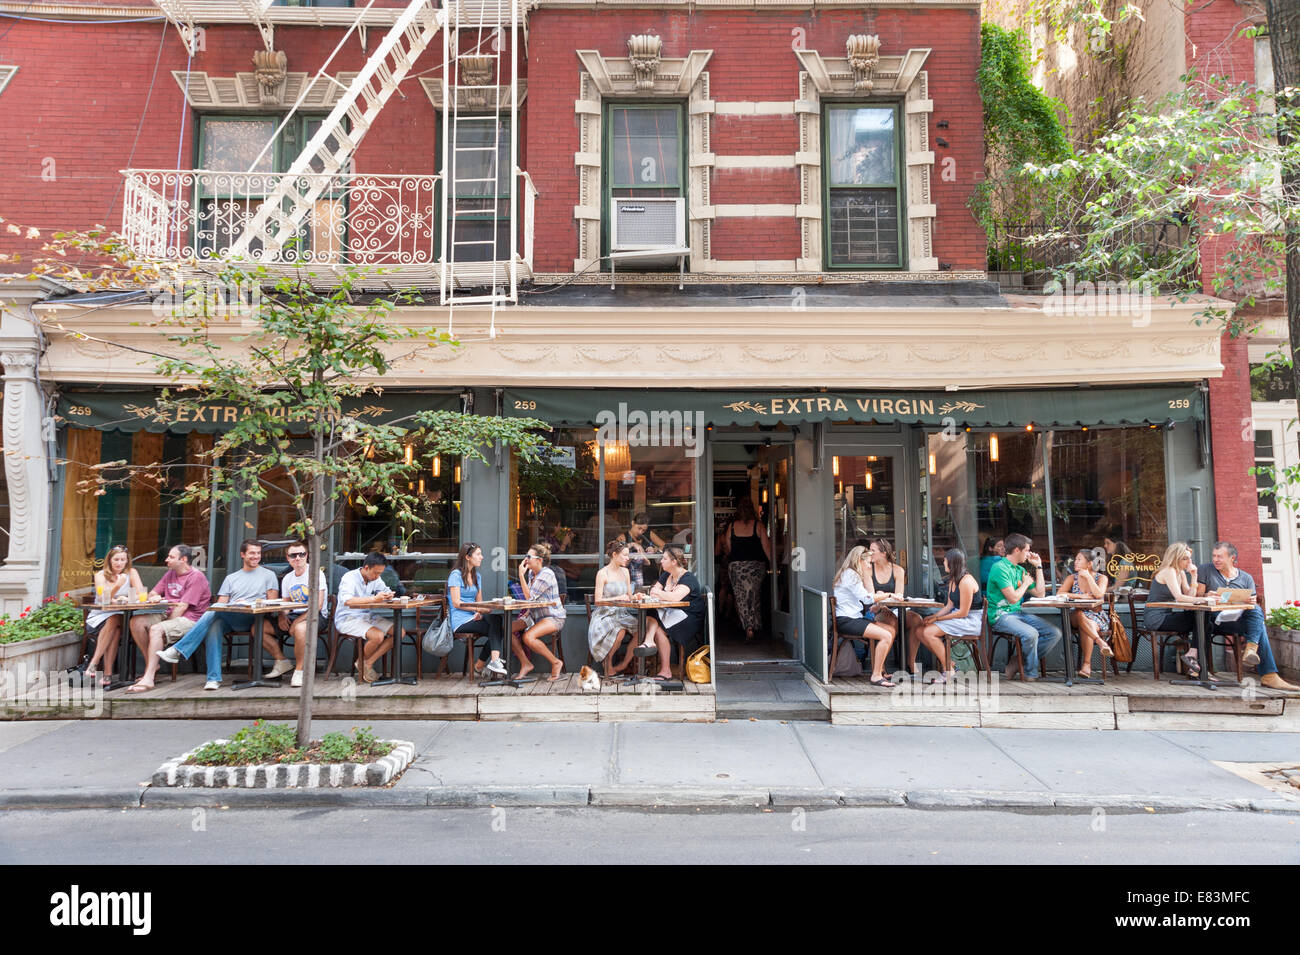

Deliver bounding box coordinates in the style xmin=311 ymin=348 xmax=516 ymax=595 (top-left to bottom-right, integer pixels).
xmin=441 ymin=0 xmax=520 ymax=333
xmin=228 ymin=0 xmax=443 ymax=261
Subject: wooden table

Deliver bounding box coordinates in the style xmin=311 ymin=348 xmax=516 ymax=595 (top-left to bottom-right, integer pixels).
xmin=86 ymin=600 xmax=177 ymax=691
xmin=463 ymin=598 xmax=557 ymax=688
xmin=594 ymin=597 xmax=689 ymax=685
xmin=220 ymin=602 xmax=307 ymax=691
xmin=870 ymin=597 xmax=941 ymax=674
xmin=1146 ymin=599 xmax=1249 ymax=690
xmin=1022 ymin=597 xmax=1103 ymax=687
xmin=369 ymin=597 xmax=434 ymax=687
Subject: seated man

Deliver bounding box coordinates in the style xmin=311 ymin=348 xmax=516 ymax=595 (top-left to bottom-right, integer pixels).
xmin=988 ymin=533 xmax=1062 ymax=681
xmin=126 ymin=544 xmax=211 ymax=692
xmin=1197 ymin=541 xmax=1298 ymax=691
xmin=156 ymin=539 xmax=279 ymax=690
xmin=335 ymin=552 xmax=395 ymax=683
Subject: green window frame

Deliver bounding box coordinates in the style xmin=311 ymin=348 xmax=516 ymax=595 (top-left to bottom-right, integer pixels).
xmin=601 ymin=102 xmax=686 ymax=261
xmin=821 ymin=103 xmax=905 ymax=269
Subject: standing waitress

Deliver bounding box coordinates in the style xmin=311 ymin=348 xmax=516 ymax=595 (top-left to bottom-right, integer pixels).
xmin=724 ymin=497 xmax=771 ymax=642
xmin=618 ymin=512 xmax=666 ymax=592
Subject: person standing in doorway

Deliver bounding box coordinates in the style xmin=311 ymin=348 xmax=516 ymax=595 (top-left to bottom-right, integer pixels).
xmin=724 ymin=497 xmax=771 ymax=642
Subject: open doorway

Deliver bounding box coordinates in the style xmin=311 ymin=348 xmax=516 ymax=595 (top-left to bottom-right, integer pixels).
xmin=711 ymin=440 xmax=795 ymax=663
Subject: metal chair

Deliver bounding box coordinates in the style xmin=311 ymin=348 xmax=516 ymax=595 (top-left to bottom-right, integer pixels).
xmin=827 ymin=596 xmax=891 ymax=682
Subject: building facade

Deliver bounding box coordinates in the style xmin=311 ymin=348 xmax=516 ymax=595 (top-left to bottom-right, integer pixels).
xmin=0 ymin=0 xmax=1248 ymax=673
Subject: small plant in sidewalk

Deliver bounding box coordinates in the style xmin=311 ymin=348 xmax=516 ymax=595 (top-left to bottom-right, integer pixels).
xmin=185 ymin=721 xmax=394 ymax=766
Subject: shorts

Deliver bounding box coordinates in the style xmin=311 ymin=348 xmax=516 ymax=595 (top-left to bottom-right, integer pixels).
xmin=335 ymin=615 xmax=393 ymax=638
xmin=835 ymin=615 xmax=875 ymax=637
xmin=288 ymin=610 xmax=328 ymax=629
xmin=934 ymin=614 xmax=983 ymax=638
xmin=135 ymin=613 xmax=196 ymax=643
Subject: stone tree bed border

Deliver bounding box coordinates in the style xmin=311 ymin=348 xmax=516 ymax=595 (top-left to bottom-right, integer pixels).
xmin=152 ymin=739 xmax=415 ymax=788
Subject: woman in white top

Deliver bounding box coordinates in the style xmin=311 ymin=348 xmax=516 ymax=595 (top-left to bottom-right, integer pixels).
xmin=84 ymin=545 xmax=145 ymax=687
xmin=832 ymin=545 xmax=897 ymax=687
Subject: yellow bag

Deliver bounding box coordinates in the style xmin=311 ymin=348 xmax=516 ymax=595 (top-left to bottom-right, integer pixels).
xmin=685 ymin=644 xmax=711 ymax=684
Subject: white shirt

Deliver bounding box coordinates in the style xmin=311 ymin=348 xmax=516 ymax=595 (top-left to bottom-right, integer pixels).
xmin=281 ymin=568 xmax=328 ymax=607
xmin=833 ymin=568 xmax=875 ymax=619
xmin=334 ymin=569 xmax=386 ymax=627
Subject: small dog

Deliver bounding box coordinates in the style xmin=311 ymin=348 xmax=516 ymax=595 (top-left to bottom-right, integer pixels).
xmin=579 ymin=665 xmax=601 ymax=691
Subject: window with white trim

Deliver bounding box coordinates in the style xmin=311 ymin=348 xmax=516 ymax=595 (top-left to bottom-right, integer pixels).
xmin=823 ymin=104 xmax=904 ymax=268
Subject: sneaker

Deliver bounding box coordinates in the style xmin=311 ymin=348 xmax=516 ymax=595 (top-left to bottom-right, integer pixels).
xmin=290 ymin=670 xmax=303 ymax=688
xmin=157 ymin=646 xmax=181 ymax=664
xmin=203 ymin=680 xmax=220 ymax=691
xmin=485 ymin=658 xmax=507 ymax=675
xmin=267 ymin=659 xmax=294 ymax=679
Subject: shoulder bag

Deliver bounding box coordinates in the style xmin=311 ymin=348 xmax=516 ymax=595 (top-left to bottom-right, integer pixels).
xmin=422 ymin=615 xmax=453 ymax=657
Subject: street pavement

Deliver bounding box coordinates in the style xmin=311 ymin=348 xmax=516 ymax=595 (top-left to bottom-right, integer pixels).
xmin=0 ymin=719 xmax=1297 ymax=813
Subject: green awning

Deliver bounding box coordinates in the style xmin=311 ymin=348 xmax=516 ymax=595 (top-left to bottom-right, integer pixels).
xmin=503 ymin=386 xmax=1203 ymax=428
xmin=57 ymin=389 xmax=464 ymax=433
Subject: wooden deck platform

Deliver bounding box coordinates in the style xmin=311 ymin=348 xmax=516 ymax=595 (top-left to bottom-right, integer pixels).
xmin=806 ymin=671 xmax=1300 ymax=731
xmin=0 ymin=672 xmax=716 ymax=723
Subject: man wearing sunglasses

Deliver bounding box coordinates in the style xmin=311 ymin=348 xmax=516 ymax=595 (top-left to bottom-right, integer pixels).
xmin=279 ymin=542 xmax=330 ymax=687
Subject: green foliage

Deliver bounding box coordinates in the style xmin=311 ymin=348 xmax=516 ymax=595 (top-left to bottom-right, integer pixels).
xmin=0 ymin=596 xmax=84 ymax=644
xmin=187 ymin=721 xmax=393 ymax=765
xmin=1266 ymin=604 xmax=1300 ymax=630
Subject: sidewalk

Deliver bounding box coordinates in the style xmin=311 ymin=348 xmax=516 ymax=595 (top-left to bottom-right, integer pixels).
xmin=0 ymin=718 xmax=1297 ymax=812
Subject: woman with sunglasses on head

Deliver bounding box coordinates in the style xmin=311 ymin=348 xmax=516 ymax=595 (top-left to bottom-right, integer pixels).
xmin=447 ymin=542 xmax=508 ymax=678
xmin=84 ymin=545 xmax=146 ymax=688
xmin=1056 ymin=548 xmax=1114 ymax=678
xmin=511 ymin=543 xmax=568 ymax=681
xmin=833 ymin=545 xmax=897 ymax=687
xmin=866 ymin=538 xmax=906 ymax=642
xmin=278 ymin=542 xmax=329 ymax=687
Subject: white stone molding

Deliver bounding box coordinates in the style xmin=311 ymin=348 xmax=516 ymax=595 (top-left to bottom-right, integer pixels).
xmin=794 ymin=45 xmax=936 ymax=272
xmin=0 ymin=338 xmax=49 ymax=613
xmin=0 ymin=66 xmax=16 ymax=97
xmin=573 ymin=47 xmax=714 ymax=272
xmin=419 ymin=77 xmax=528 ymax=110
xmin=172 ymin=70 xmax=358 ymax=111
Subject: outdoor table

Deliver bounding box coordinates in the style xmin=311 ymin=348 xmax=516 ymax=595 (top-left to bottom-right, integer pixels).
xmin=369 ymin=597 xmax=433 ymax=687
xmin=1021 ymin=597 xmax=1103 ymax=687
xmin=869 ymin=597 xmax=941 ymax=674
xmin=86 ymin=600 xmax=178 ymax=691
xmin=594 ymin=597 xmax=689 ymax=685
xmin=463 ymin=598 xmax=558 ymax=688
xmin=223 ymin=602 xmax=307 ymax=691
xmin=1146 ymin=599 xmax=1247 ymax=690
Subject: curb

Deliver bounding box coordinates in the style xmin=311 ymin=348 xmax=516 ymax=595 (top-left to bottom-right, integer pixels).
xmin=2 ymin=786 xmax=1298 ymax=813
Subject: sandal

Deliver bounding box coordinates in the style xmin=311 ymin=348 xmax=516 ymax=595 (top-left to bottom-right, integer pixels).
xmin=1179 ymin=651 xmax=1201 ymax=678
xmin=869 ymin=676 xmax=896 ymax=688
xmin=124 ymin=681 xmax=154 ymax=693
xmin=1097 ymin=639 xmax=1114 ymax=658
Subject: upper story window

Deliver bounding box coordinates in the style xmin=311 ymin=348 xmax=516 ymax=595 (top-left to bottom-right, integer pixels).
xmin=823 ymin=104 xmax=904 ymax=269
xmin=603 ymin=103 xmax=686 ymax=261
xmin=447 ymin=116 xmax=512 ymax=263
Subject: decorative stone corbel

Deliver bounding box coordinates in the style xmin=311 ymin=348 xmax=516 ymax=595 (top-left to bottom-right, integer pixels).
xmin=847 ymin=34 xmax=881 ymax=92
xmin=459 ymin=55 xmax=496 ymax=109
xmin=253 ymin=49 xmax=288 ymax=106
xmin=628 ymin=34 xmax=662 ymax=91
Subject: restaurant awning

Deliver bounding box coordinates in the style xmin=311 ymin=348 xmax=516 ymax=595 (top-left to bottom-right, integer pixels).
xmin=503 ymin=385 xmax=1204 ymax=428
xmin=56 ymin=389 xmax=464 ymax=433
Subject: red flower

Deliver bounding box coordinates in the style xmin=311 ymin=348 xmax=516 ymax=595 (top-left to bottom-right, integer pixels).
xmin=22 ymin=606 xmax=30 ymax=614
xmin=19 ymin=613 xmax=27 ymax=619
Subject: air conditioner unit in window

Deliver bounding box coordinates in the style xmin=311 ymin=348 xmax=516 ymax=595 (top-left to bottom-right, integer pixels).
xmin=610 ymin=197 xmax=686 ymax=265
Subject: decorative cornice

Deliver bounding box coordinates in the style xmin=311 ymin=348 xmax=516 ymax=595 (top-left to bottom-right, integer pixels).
xmin=172 ymin=69 xmax=357 ymax=110
xmin=419 ymin=77 xmax=528 ymax=110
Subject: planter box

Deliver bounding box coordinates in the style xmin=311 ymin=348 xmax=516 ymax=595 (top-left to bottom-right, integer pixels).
xmin=1268 ymin=627 xmax=1300 ymax=679
xmin=0 ymin=630 xmax=81 ymax=696
xmin=152 ymin=739 xmax=415 ymax=788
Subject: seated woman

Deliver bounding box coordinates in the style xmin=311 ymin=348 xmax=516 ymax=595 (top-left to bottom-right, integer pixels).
xmin=640 ymin=545 xmax=706 ymax=681
xmin=832 ymin=545 xmax=897 ymax=687
xmin=588 ymin=540 xmax=640 ymax=676
xmin=866 ymin=538 xmax=906 ymax=639
xmin=1144 ymin=542 xmax=1200 ymax=676
xmin=978 ymin=536 xmax=1005 ymax=588
xmin=1057 ymin=549 xmax=1114 ymax=678
xmin=510 ymin=542 xmax=568 ymax=682
xmin=447 ymin=542 xmax=507 ymax=677
xmin=84 ymin=545 xmax=145 ymax=687
xmin=905 ymin=547 xmax=982 ymax=683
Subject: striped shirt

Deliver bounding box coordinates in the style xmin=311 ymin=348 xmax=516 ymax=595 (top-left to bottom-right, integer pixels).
xmin=527 ymin=567 xmax=566 ymax=622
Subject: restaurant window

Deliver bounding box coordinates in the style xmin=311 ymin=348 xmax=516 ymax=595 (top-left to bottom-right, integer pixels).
xmin=1047 ymin=428 xmax=1167 ymax=589
xmin=832 ymin=454 xmax=897 ymax=557
xmin=823 ymin=104 xmax=903 ymax=268
xmin=57 ymin=428 xmax=214 ymax=593
xmin=336 ymin=451 xmax=463 ymax=556
xmin=448 ymin=116 xmax=512 ymax=263
xmin=196 ymin=114 xmax=346 ymax=260
xmin=603 ymin=103 xmax=686 ymax=259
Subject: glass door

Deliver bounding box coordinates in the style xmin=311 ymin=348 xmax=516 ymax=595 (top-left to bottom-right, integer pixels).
xmin=757 ymin=445 xmax=795 ymax=647
xmin=829 ymin=448 xmax=906 ymax=571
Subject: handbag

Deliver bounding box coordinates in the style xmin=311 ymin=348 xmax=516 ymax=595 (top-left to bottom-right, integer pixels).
xmin=685 ymin=644 xmax=711 ymax=683
xmin=1108 ymin=608 xmax=1133 ymax=663
xmin=422 ymin=616 xmax=453 ymax=657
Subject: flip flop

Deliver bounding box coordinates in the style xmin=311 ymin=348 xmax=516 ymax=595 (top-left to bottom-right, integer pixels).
xmin=124 ymin=682 xmax=153 ymax=693
xmin=869 ymin=677 xmax=896 ymax=688
xmin=633 ymin=644 xmax=658 ymax=657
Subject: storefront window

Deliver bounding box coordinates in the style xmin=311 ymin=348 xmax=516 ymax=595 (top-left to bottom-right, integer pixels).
xmin=336 ymin=449 xmax=463 ymax=555
xmin=1048 ymin=427 xmax=1166 ymax=588
xmin=832 ymin=454 xmax=897 ymax=558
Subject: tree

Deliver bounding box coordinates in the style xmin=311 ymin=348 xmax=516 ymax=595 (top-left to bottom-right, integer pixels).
xmin=7 ymin=225 xmax=550 ymax=745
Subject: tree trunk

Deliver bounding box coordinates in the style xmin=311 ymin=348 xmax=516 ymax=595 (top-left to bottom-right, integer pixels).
xmin=296 ymin=390 xmax=327 ymax=748
xmin=1264 ymin=0 xmax=1300 ymax=420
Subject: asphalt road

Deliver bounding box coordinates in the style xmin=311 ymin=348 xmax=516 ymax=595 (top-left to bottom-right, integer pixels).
xmin=2 ymin=807 xmax=1296 ymax=865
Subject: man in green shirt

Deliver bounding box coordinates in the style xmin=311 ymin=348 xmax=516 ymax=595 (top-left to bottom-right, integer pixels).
xmin=988 ymin=533 xmax=1061 ymax=680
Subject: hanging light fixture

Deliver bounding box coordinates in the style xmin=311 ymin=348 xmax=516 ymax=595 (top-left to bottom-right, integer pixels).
xmin=762 ymin=488 xmax=768 ymax=504
xmin=454 ymin=464 xmax=461 ymax=483
xmin=832 ymin=455 xmax=840 ymax=478
xmin=775 ymin=481 xmax=781 ymax=498
xmin=868 ymin=455 xmax=877 ymax=462
xmin=418 ymin=478 xmax=425 ymax=495
xmin=990 ymin=434 xmax=1000 ymax=462
xmin=432 ymin=456 xmax=441 ymax=478
xmin=928 ymin=453 xmax=936 ymax=475
xmin=403 ymin=443 xmax=413 ymax=466
xmin=866 ymin=469 xmax=874 ymax=490
xmin=1025 ymin=423 xmax=1034 ymax=433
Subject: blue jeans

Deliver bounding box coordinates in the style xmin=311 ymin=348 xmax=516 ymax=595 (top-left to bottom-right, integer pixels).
xmin=1214 ymin=607 xmax=1278 ymax=675
xmin=171 ymin=610 xmax=239 ymax=683
xmin=992 ymin=611 xmax=1062 ymax=677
